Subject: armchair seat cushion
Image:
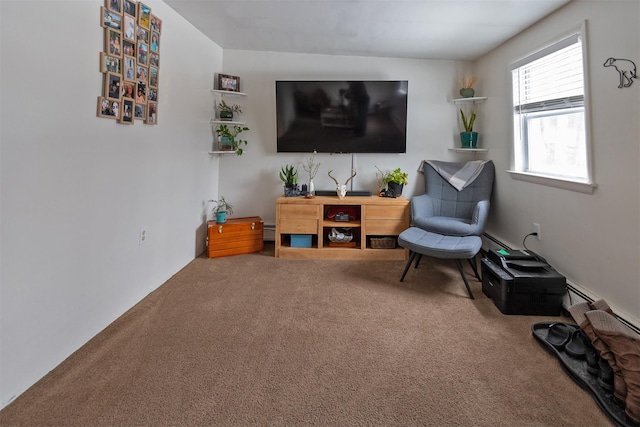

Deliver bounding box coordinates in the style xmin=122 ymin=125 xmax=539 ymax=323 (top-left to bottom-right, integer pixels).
xmin=398 ymin=228 xmax=482 ymax=260
xmin=413 ymin=216 xmax=476 ymax=237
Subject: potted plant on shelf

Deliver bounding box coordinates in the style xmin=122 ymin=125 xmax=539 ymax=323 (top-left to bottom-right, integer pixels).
xmin=383 ymin=167 xmax=409 ymax=197
xmin=209 ymin=196 xmax=234 ymax=223
xmin=279 ymin=164 xmax=300 ymax=197
xmin=217 ymin=99 xmax=242 ymax=121
xmin=215 ymin=124 xmax=249 ymax=155
xmin=460 ymin=108 xmax=478 ymax=148
xmin=459 ymin=75 xmax=477 ymax=98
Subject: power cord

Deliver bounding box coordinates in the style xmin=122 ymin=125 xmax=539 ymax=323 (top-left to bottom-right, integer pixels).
xmin=522 ymin=232 xmax=546 ymax=263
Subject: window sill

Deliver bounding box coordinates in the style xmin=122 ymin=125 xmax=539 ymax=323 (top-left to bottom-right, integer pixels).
xmin=507 ymin=170 xmax=597 ymax=194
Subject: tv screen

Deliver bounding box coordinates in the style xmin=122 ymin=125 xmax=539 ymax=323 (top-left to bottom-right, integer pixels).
xmin=276 ymin=80 xmax=408 ymax=153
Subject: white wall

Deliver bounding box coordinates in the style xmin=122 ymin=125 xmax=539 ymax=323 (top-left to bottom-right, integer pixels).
xmin=219 ymin=50 xmax=474 ymax=224
xmin=476 ymin=0 xmax=639 ymax=324
xmin=0 ymin=0 xmax=223 ymax=407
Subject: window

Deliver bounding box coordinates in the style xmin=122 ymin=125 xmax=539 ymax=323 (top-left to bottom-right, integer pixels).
xmin=509 ymin=24 xmax=595 ymax=193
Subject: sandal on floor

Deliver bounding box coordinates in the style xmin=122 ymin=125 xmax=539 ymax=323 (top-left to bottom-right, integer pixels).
xmin=565 ymin=329 xmax=588 ymax=359
xmin=532 ymin=322 xmax=634 ymax=427
xmin=546 ymin=322 xmax=575 ymax=349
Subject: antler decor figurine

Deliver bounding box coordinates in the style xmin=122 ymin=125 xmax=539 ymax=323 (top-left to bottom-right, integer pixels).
xmin=328 ymin=169 xmax=357 ymax=199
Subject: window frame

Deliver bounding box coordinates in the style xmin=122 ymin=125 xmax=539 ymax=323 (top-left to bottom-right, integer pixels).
xmin=507 ymin=21 xmax=597 ymax=194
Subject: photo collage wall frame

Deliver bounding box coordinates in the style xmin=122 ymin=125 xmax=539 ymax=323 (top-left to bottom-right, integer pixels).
xmin=97 ymin=0 xmax=161 ymax=125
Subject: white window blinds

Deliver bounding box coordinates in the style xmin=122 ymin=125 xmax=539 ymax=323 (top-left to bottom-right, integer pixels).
xmin=512 ymin=34 xmax=584 ymax=114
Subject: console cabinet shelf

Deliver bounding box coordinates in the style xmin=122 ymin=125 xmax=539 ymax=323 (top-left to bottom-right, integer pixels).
xmin=276 ymin=196 xmax=410 ymax=260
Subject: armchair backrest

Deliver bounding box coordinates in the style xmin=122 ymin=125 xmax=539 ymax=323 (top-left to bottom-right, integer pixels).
xmin=423 ymin=160 xmax=495 ymax=219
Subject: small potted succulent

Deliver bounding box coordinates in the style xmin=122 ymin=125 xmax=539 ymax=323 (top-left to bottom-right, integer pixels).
xmin=218 ymin=99 xmax=242 ymax=121
xmin=209 ymin=196 xmax=234 ymax=223
xmin=279 ymin=164 xmax=300 ymax=197
xmin=215 ymin=124 xmax=249 ymax=155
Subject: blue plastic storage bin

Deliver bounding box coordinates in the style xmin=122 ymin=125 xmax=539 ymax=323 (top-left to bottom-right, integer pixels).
xmin=290 ymin=234 xmax=312 ymax=247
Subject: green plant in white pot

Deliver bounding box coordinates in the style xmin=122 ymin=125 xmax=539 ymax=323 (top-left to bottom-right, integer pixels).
xmin=460 ymin=109 xmax=478 ymax=148
xmin=209 ymin=196 xmax=234 ymax=223
xmin=215 ymin=124 xmax=249 ymax=155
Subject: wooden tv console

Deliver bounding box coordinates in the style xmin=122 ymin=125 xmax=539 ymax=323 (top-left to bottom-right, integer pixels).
xmin=275 ymin=195 xmax=410 ymax=260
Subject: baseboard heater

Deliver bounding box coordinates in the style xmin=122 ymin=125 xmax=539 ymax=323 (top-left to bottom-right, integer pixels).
xmin=263 ymin=224 xmax=276 ymax=241
xmin=482 ymin=232 xmax=639 ymax=334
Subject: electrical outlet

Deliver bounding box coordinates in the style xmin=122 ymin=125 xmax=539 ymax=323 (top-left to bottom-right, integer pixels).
xmin=139 ymin=227 xmax=147 ymax=245
xmin=533 ymin=223 xmax=541 ymax=240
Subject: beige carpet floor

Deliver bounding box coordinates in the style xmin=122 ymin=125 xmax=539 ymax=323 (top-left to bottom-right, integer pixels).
xmin=0 ymin=243 xmax=613 ymax=426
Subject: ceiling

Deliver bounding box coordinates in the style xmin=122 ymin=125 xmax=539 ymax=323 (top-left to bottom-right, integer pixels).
xmin=164 ymin=0 xmax=572 ymax=61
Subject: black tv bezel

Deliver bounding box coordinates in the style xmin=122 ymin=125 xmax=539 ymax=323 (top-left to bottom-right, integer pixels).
xmin=275 ymin=80 xmax=408 ymax=154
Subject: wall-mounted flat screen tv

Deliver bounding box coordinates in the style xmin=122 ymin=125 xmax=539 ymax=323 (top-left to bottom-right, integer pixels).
xmin=276 ymin=80 xmax=408 ymax=153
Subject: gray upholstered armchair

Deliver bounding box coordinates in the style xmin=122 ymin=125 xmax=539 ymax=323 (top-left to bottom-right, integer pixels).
xmin=411 ymin=160 xmax=495 ymax=237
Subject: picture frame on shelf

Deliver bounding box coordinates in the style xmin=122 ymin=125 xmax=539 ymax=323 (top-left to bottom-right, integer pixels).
xmin=97 ymin=96 xmax=119 ymax=119
xmin=105 ymin=72 xmax=122 ymax=100
xmin=119 ymin=98 xmax=134 ymax=124
xmin=106 ymin=0 xmax=122 ymax=14
xmin=101 ymin=7 xmax=122 ymax=30
xmin=137 ymin=2 xmax=151 ymax=29
xmin=105 ymin=28 xmax=122 ymax=56
xmin=123 ymin=0 xmax=136 ymax=17
xmin=100 ymin=52 xmax=121 ymax=74
xmin=218 ymin=73 xmax=240 ymax=92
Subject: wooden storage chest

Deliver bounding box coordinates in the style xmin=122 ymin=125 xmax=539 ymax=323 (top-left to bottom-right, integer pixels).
xmin=207 ymin=216 xmax=264 ymax=258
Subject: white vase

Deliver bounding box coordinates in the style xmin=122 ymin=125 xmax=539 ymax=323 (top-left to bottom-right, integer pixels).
xmin=308 ymin=179 xmax=315 ymax=195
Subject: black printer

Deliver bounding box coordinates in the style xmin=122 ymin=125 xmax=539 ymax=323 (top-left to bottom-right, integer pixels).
xmin=481 ymin=249 xmax=567 ymax=315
